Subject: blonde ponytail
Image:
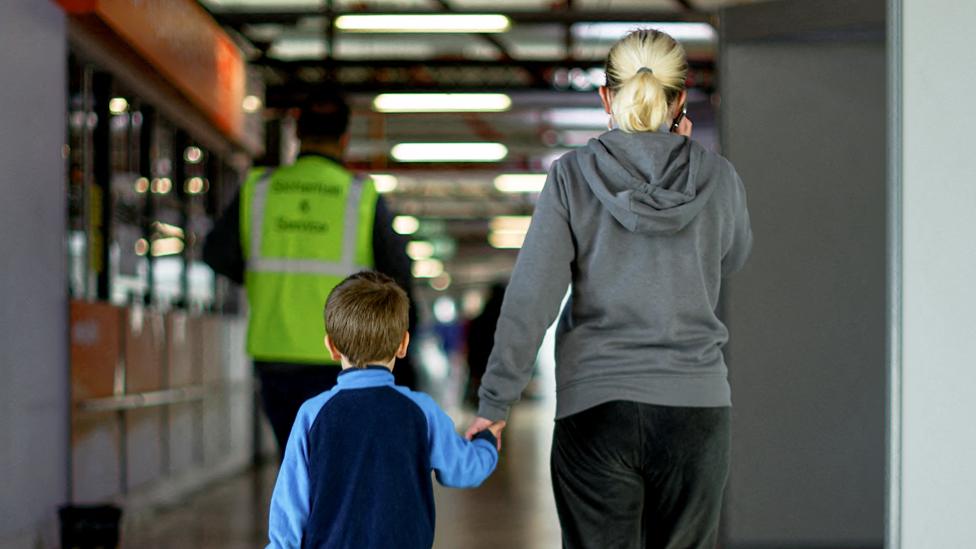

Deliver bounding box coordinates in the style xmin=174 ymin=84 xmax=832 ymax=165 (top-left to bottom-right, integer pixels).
xmin=606 ymin=29 xmax=688 ymax=133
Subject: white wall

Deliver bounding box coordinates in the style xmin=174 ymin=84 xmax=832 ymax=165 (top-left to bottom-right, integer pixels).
xmin=0 ymin=1 xmax=67 ymax=547
xmin=895 ymin=0 xmax=976 ymax=546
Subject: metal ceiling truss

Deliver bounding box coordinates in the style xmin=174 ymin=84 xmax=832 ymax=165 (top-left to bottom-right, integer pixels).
xmin=262 ymin=58 xmax=716 ymax=99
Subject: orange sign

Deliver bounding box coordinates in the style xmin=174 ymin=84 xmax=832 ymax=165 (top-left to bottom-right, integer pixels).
xmin=58 ymin=0 xmax=246 ymax=142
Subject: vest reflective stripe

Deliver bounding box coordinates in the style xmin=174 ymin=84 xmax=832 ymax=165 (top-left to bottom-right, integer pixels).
xmin=247 ymin=171 xmax=370 ymax=275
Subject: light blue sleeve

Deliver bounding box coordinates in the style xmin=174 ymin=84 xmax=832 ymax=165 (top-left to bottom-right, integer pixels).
xmin=409 ymin=392 xmax=498 ymax=488
xmin=266 ymin=397 xmax=324 ymax=548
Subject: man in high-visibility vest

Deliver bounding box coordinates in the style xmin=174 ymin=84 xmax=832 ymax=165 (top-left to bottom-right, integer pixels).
xmin=203 ymin=88 xmax=415 ymax=454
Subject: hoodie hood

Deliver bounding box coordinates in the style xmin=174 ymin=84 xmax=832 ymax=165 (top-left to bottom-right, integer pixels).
xmin=575 ymin=129 xmax=716 ymax=235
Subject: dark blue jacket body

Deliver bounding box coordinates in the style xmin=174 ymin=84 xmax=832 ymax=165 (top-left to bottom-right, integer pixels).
xmin=267 ymin=367 xmax=498 ymax=548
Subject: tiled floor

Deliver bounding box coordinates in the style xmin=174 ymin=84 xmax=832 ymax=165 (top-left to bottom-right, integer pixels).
xmin=123 ymin=400 xmax=562 ymax=548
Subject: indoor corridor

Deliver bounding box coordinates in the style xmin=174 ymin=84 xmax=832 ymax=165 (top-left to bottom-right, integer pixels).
xmin=123 ymin=401 xmax=562 ymax=549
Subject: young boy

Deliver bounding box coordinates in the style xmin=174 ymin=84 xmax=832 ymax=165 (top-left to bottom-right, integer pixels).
xmin=266 ymin=271 xmax=504 ymax=549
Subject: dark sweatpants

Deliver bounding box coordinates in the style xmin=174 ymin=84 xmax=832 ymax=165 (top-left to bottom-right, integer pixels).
xmin=551 ymin=401 xmax=730 ymax=549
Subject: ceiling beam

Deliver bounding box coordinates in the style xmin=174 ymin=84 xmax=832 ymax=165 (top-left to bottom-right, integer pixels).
xmin=431 ymin=0 xmax=515 ymax=62
xmin=260 ymin=57 xmax=715 ymax=96
xmin=210 ymin=9 xmax=713 ymax=27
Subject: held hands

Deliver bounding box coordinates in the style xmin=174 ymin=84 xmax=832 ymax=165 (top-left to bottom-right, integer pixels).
xmin=465 ymin=416 xmax=507 ymax=452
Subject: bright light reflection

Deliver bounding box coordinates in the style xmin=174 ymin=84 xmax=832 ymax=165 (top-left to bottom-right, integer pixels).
xmin=430 ymin=273 xmax=452 ymax=291
xmin=407 ymin=241 xmax=435 ymax=260
xmin=370 ymin=174 xmax=398 ymax=193
xmin=433 ymin=296 xmax=458 ymax=323
xmin=134 ymin=177 xmax=150 ymax=194
xmin=373 ymin=93 xmax=511 ymax=113
xmin=336 ymin=14 xmax=510 ymax=33
xmin=490 ymin=215 xmax=532 ymax=233
xmin=489 ymin=231 xmax=527 ymax=249
xmin=242 ymin=95 xmax=263 ymax=113
xmin=185 ymin=177 xmax=207 ymax=194
xmin=151 ymin=237 xmax=184 ymax=257
xmin=494 ymin=174 xmax=547 ymax=193
xmin=109 ymin=97 xmax=129 ymax=114
xmin=413 ymin=259 xmax=444 ymax=279
xmin=184 ymin=146 xmax=203 ymax=164
xmin=393 ymin=215 xmax=420 ymax=235
xmin=392 ymin=143 xmax=508 ymax=163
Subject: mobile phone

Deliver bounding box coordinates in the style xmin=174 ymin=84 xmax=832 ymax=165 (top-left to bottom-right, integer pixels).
xmin=670 ymin=103 xmax=688 ymax=133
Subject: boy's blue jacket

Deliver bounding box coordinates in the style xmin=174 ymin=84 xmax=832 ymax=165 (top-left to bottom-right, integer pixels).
xmin=267 ymin=366 xmax=498 ymax=549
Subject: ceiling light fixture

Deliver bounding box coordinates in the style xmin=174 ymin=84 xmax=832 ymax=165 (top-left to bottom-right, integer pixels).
xmin=370 ymin=174 xmax=398 ymax=193
xmin=572 ymin=22 xmax=717 ymax=43
xmin=393 ymin=215 xmax=420 ymax=235
xmin=391 ymin=143 xmax=508 ymax=163
xmin=494 ymin=173 xmax=547 ymax=193
xmin=373 ymin=93 xmax=512 ymax=113
xmin=335 ymin=14 xmax=510 ymax=34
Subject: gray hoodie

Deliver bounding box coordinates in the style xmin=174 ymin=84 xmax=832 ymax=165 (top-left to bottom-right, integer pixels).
xmin=477 ymin=130 xmax=752 ymax=421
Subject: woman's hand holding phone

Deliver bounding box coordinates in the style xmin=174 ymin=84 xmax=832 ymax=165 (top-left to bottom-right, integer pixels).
xmin=671 ymin=104 xmax=692 ymax=137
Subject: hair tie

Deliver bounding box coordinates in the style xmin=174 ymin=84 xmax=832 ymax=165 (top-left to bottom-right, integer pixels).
xmin=637 ymin=66 xmax=654 ymax=75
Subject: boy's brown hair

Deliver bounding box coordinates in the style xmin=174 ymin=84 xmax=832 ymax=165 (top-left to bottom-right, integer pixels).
xmin=324 ymin=271 xmax=409 ymax=367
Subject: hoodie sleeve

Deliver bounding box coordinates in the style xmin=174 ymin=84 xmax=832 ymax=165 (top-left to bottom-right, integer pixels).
xmin=266 ymin=401 xmax=316 ymax=549
xmin=722 ymin=170 xmax=753 ymax=277
xmin=409 ymin=393 xmax=498 ymax=488
xmin=477 ymin=162 xmax=574 ymax=421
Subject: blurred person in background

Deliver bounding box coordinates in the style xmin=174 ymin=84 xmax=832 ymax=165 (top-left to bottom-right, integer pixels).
xmin=466 ymin=29 xmax=752 ymax=548
xmin=463 ymin=282 xmax=506 ymax=407
xmin=204 ymin=87 xmax=416 ymax=456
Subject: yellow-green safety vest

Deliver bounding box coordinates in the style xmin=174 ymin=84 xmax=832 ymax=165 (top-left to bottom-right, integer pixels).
xmin=240 ymin=156 xmax=377 ymax=363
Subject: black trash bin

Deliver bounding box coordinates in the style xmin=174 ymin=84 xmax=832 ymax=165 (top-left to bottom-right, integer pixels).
xmin=59 ymin=504 xmax=122 ymax=549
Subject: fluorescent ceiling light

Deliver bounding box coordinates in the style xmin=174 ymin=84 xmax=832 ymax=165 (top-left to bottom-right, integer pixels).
xmin=391 ymin=143 xmax=508 ymax=163
xmin=494 ymin=173 xmax=547 ymax=193
xmin=407 ymin=241 xmax=435 ymax=261
xmin=373 ymin=93 xmax=512 ymax=113
xmin=572 ymin=22 xmax=717 ymax=43
xmin=543 ymin=108 xmax=609 ymax=129
xmin=269 ymin=37 xmax=327 ymax=60
xmin=393 ymin=215 xmax=420 ymax=235
xmin=335 ymin=14 xmax=510 ymax=33
xmin=490 ymin=216 xmax=532 ymax=233
xmin=489 ymin=231 xmax=527 ymax=249
xmin=370 ymin=174 xmax=398 ymax=193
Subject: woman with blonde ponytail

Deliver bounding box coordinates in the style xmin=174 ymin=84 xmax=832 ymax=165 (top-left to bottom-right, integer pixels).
xmin=467 ymin=29 xmax=753 ymax=548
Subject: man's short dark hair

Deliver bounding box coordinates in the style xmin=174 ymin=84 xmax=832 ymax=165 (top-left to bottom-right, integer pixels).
xmin=324 ymin=271 xmax=409 ymax=368
xmin=296 ymin=87 xmax=350 ymax=141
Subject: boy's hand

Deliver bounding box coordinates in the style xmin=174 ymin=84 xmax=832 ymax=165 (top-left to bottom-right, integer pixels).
xmin=487 ymin=420 xmax=507 ymax=443
xmin=465 ymin=416 xmax=506 ymax=451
